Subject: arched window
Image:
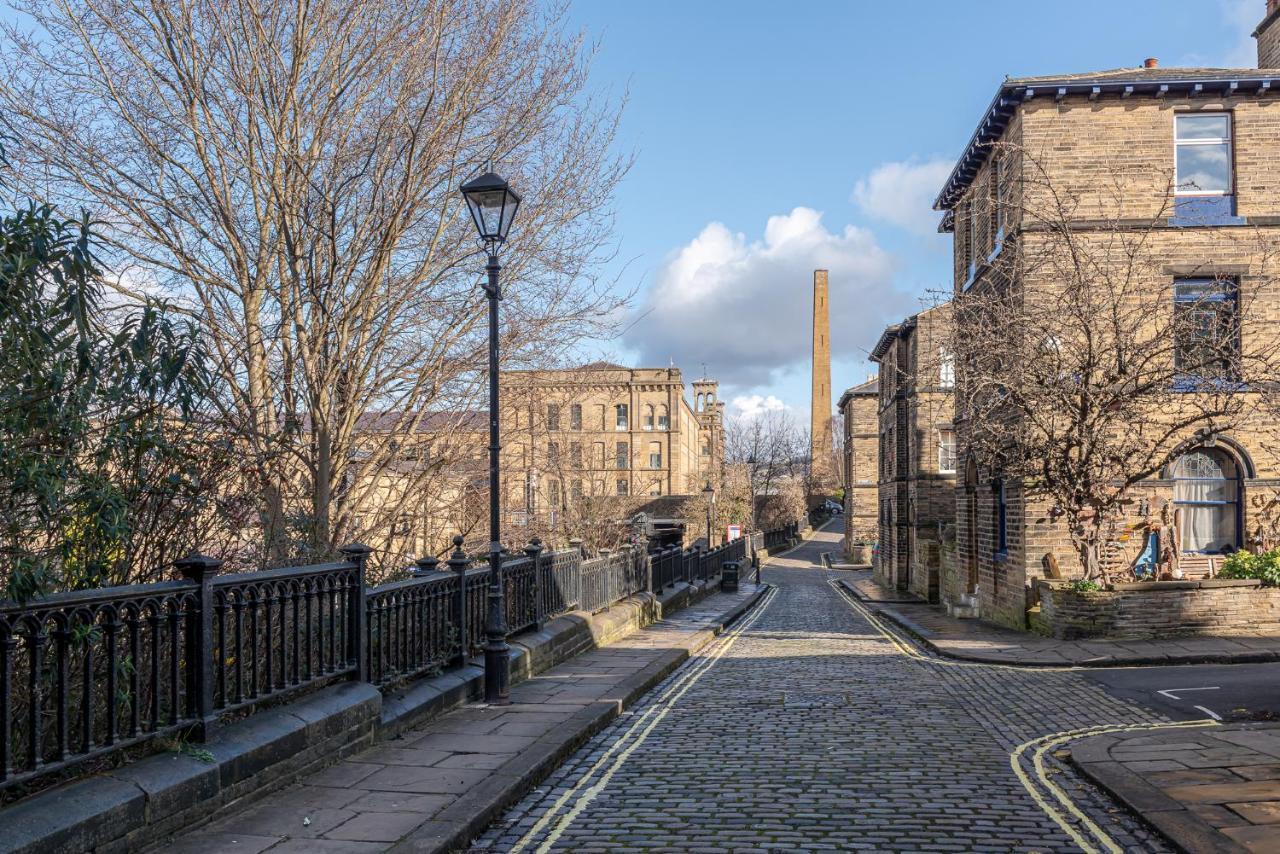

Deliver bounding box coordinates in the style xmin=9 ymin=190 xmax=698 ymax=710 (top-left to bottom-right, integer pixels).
xmin=1173 ymin=447 xmax=1241 ymax=553
xmin=656 ymin=404 xmax=669 ymax=430
xmin=644 ymin=404 xmax=655 ymax=430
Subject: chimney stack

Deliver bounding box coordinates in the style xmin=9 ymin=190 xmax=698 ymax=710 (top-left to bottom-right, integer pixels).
xmin=1143 ymin=57 xmax=1159 ymax=69
xmin=1256 ymin=0 xmax=1280 ymax=68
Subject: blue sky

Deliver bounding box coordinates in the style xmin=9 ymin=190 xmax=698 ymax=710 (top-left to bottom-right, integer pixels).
xmin=569 ymin=0 xmax=1264 ymax=420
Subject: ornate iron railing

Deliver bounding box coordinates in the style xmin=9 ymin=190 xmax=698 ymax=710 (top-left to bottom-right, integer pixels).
xmin=0 ymin=526 xmax=781 ymax=795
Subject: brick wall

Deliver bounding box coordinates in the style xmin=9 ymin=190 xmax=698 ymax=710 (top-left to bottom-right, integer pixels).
xmin=1034 ymin=579 xmax=1280 ymax=639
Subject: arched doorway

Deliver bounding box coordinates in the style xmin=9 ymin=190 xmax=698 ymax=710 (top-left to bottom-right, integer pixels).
xmin=1172 ymin=446 xmax=1242 ymax=554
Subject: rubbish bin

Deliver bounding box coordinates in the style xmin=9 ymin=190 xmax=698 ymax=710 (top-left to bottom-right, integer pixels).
xmin=721 ymin=560 xmax=740 ymax=592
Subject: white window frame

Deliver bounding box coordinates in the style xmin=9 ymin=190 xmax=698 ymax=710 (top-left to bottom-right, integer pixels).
xmin=1174 ymin=112 xmax=1233 ymax=197
xmin=938 ymin=430 xmax=957 ymax=474
xmin=939 ymin=347 xmax=955 ymax=389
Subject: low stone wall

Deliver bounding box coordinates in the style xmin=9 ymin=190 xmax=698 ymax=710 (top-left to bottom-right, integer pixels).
xmin=1033 ymin=578 xmax=1280 ymax=639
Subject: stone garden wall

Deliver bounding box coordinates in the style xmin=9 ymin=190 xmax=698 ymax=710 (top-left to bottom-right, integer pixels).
xmin=1032 ymin=579 xmax=1280 ymax=639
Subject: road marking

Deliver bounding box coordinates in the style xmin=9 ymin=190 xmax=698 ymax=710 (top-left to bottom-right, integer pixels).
xmin=1193 ymin=705 xmax=1223 ymax=721
xmin=1010 ymin=719 xmax=1218 ymax=854
xmin=825 ymin=577 xmax=1078 ymax=673
xmin=824 ymin=575 xmax=1221 ymax=852
xmin=1156 ymin=687 xmax=1220 ymax=700
xmin=508 ymin=585 xmax=779 ymax=854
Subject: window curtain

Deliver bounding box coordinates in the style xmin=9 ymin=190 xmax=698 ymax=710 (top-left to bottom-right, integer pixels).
xmin=1174 ymin=448 xmax=1238 ymax=553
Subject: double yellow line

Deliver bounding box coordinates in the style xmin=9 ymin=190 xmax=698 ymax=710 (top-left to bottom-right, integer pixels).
xmin=508 ymin=586 xmax=779 ymax=854
xmin=826 ymin=576 xmax=1218 ymax=854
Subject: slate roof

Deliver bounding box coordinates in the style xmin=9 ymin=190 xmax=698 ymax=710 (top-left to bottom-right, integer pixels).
xmin=838 ymin=377 xmax=879 ymax=409
xmin=934 ymin=65 xmax=1280 ymax=212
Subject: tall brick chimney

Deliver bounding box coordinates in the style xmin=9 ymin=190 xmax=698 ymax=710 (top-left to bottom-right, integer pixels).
xmin=1256 ymin=0 xmax=1280 ymax=68
xmin=809 ymin=270 xmax=834 ymax=494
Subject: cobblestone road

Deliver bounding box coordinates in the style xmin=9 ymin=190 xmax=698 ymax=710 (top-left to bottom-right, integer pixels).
xmin=473 ymin=525 xmax=1193 ymax=853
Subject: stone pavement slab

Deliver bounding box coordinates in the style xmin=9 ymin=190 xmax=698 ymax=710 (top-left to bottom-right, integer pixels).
xmin=841 ymin=572 xmax=1280 ymax=667
xmin=1070 ymin=723 xmax=1280 ymax=853
xmin=162 ymin=583 xmax=766 ymax=853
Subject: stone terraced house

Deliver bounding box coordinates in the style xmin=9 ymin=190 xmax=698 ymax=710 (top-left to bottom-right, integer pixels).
xmin=929 ymin=1 xmax=1280 ymax=633
xmin=838 ymin=376 xmax=879 ymax=561
xmin=869 ymin=304 xmax=955 ymax=602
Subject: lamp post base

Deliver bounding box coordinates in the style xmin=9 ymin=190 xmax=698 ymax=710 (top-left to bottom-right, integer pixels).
xmin=484 ymin=640 xmax=510 ymax=704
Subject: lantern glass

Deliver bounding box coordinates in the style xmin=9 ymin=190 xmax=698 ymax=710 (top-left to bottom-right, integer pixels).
xmin=460 ymin=171 xmax=521 ymax=242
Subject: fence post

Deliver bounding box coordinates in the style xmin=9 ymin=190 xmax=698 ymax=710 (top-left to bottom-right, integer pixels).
xmin=339 ymin=544 xmax=371 ymax=682
xmin=411 ymin=554 xmax=439 ymax=578
xmin=447 ymin=536 xmax=470 ymax=666
xmin=525 ymin=538 xmax=544 ymax=630
xmin=175 ymin=553 xmax=223 ymax=738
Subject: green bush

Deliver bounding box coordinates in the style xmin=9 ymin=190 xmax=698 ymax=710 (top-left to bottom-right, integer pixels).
xmin=1218 ymin=549 xmax=1280 ymax=587
xmin=1069 ymin=579 xmax=1101 ymax=593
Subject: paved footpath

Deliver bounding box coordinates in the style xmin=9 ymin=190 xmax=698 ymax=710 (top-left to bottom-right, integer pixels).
xmin=165 ymin=584 xmax=763 ymax=853
xmin=474 ymin=524 xmax=1195 ymax=853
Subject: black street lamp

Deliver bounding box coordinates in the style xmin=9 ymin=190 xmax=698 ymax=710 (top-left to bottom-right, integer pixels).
xmin=703 ymin=481 xmax=715 ymax=549
xmin=460 ymin=168 xmax=521 ymax=705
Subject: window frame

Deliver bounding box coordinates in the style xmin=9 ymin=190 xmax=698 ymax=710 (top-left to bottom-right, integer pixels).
xmin=1174 ymin=112 xmax=1233 ymax=198
xmin=1171 ymin=447 xmax=1242 ymax=554
xmin=1172 ymin=276 xmax=1240 ymax=389
xmin=547 ymin=404 xmax=560 ymax=432
xmin=939 ymin=347 xmax=955 ymax=389
xmin=938 ymin=429 xmax=957 ymax=474
xmin=615 ymin=403 xmax=628 ymax=431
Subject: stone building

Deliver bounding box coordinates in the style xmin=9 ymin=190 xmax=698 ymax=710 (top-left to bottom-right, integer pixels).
xmin=499 ymin=363 xmax=724 ymax=533
xmin=869 ymin=304 xmax=955 ymax=601
xmin=933 ymin=3 xmax=1280 ymax=629
xmin=838 ymin=377 xmax=879 ymax=560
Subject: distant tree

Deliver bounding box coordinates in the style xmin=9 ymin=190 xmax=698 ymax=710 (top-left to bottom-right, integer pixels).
xmin=724 ymin=409 xmax=806 ymax=530
xmin=0 ymin=148 xmax=220 ymax=599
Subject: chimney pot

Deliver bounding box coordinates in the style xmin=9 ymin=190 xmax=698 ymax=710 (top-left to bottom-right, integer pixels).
xmin=1144 ymin=57 xmax=1159 ymax=68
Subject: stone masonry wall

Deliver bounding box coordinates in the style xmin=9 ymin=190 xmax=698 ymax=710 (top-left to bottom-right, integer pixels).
xmin=1035 ymin=579 xmax=1280 ymax=639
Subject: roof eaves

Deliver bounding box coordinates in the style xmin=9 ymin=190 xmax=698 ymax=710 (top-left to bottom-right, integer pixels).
xmin=933 ymin=71 xmax=1280 ymax=212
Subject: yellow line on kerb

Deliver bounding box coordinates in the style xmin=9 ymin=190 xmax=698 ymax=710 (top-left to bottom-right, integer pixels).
xmin=509 ymin=586 xmax=779 ymax=854
xmin=826 ymin=576 xmax=1219 ymax=854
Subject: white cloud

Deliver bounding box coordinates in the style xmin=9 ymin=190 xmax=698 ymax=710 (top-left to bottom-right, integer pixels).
xmin=624 ymin=207 xmax=911 ymax=388
xmin=1176 ymin=0 xmax=1261 ymax=68
xmin=852 ymin=158 xmax=953 ymax=235
xmin=730 ymin=394 xmax=789 ymax=419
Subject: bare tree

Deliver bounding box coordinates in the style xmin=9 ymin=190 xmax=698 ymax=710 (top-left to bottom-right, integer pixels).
xmin=0 ymin=0 xmax=628 ymax=566
xmin=954 ymin=143 xmax=1280 ymax=580
xmin=724 ymin=408 xmax=806 ymax=530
